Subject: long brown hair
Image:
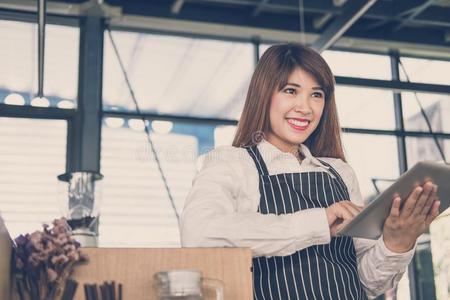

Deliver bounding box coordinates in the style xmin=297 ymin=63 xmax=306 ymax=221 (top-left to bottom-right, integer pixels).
xmin=232 ymin=43 xmax=345 ymax=161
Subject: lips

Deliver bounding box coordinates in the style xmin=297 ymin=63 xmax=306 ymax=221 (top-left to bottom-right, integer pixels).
xmin=286 ymin=118 xmax=310 ymax=131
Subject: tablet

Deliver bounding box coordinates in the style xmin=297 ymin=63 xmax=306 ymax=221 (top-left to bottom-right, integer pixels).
xmin=338 ymin=161 xmax=450 ymax=240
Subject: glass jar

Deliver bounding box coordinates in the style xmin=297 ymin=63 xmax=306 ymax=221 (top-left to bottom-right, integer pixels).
xmin=153 ymin=269 xmax=224 ymax=300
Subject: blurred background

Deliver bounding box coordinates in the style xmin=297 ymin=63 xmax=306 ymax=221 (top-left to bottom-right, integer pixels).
xmin=0 ymin=0 xmax=449 ymax=299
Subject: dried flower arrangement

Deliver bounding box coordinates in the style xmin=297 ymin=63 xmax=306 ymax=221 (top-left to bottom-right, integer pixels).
xmin=13 ymin=218 xmax=88 ymax=300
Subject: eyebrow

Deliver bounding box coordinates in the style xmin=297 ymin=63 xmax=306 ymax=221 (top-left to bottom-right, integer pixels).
xmin=285 ymin=82 xmax=324 ymax=91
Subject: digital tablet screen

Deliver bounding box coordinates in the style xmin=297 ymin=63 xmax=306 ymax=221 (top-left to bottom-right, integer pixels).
xmin=338 ymin=161 xmax=450 ymax=240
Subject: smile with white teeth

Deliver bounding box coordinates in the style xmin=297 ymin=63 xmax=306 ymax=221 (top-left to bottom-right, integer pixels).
xmin=287 ymin=119 xmax=309 ymax=126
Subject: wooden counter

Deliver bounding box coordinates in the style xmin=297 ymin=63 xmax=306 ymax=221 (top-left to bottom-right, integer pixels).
xmin=11 ymin=247 xmax=253 ymax=300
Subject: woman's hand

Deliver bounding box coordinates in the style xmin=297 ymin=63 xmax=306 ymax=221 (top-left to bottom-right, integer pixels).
xmin=383 ymin=181 xmax=440 ymax=253
xmin=325 ymin=201 xmax=363 ymax=237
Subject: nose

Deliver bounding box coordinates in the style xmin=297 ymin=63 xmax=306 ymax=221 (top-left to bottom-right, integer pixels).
xmin=293 ymin=95 xmax=312 ymax=116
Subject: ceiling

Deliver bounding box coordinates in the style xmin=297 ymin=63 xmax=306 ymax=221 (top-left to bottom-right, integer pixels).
xmin=100 ymin=0 xmax=450 ymax=48
xmin=2 ymin=0 xmax=450 ymax=55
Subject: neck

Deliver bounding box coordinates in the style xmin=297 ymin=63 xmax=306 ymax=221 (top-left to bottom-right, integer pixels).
xmin=264 ymin=137 xmax=303 ymax=160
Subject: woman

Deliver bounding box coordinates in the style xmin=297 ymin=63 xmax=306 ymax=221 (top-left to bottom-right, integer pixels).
xmin=180 ymin=43 xmax=440 ymax=299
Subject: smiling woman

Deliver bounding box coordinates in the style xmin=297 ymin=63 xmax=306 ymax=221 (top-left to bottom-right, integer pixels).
xmin=266 ymin=68 xmax=326 ymax=155
xmin=233 ymin=44 xmax=344 ymax=160
xmin=180 ymin=43 xmax=443 ymax=300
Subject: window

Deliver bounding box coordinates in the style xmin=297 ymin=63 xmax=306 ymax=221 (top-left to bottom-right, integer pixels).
xmin=0 ymin=20 xmax=79 ymax=108
xmin=322 ymin=50 xmax=392 ymax=80
xmin=402 ymin=92 xmax=450 ymax=133
xmin=103 ymin=31 xmax=254 ymax=119
xmin=342 ymin=133 xmax=399 ymax=202
xmin=399 ymin=57 xmax=450 ymax=86
xmin=335 ymin=86 xmax=395 ymax=130
xmin=406 ymin=136 xmax=449 ymax=171
xmin=0 ymin=118 xmax=67 ymax=238
xmin=100 ymin=118 xmax=210 ymax=247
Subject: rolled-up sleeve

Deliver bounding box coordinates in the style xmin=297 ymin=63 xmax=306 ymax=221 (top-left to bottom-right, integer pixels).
xmin=355 ymin=237 xmax=415 ymax=299
xmin=180 ymin=148 xmax=331 ymax=257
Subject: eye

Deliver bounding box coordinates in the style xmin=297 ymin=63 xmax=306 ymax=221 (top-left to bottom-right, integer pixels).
xmin=312 ymin=91 xmax=324 ymax=98
xmin=283 ymin=87 xmax=296 ymax=95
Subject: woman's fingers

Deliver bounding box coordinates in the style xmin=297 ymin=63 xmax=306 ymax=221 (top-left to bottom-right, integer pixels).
xmin=349 ymin=201 xmax=364 ymax=212
xmin=400 ymin=186 xmax=422 ymax=218
xmin=420 ymin=185 xmax=438 ymax=216
xmin=335 ymin=218 xmax=354 ymax=232
xmin=411 ymin=182 xmax=435 ymax=217
xmin=340 ymin=201 xmax=363 ymax=216
xmin=328 ymin=201 xmax=363 ymax=235
xmin=425 ymin=201 xmax=441 ymax=225
xmin=334 ymin=204 xmax=353 ymax=221
xmin=330 ymin=202 xmax=357 ymax=221
xmin=329 ymin=201 xmax=364 ymax=236
xmin=390 ymin=196 xmax=401 ymax=218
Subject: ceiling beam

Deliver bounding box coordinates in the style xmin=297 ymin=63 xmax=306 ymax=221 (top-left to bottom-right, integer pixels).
xmin=252 ymin=0 xmax=270 ymax=18
xmin=366 ymin=0 xmax=438 ymax=31
xmin=313 ymin=13 xmax=333 ymax=30
xmin=185 ymin=0 xmax=450 ymax=28
xmin=108 ymin=15 xmax=450 ymax=59
xmin=0 ymin=0 xmax=122 ymax=17
xmin=2 ymin=0 xmax=450 ymax=29
xmin=311 ymin=0 xmax=378 ymax=52
xmin=171 ymin=0 xmax=185 ymax=15
xmin=393 ymin=0 xmax=436 ymax=32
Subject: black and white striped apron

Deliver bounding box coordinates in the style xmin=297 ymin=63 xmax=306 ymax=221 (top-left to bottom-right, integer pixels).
xmin=246 ymin=145 xmax=366 ymax=300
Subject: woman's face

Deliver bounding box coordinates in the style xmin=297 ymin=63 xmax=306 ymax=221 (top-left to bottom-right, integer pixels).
xmin=266 ymin=67 xmax=325 ymax=153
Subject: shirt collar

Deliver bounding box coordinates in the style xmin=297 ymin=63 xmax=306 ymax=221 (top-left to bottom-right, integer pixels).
xmin=257 ymin=138 xmax=329 ymax=170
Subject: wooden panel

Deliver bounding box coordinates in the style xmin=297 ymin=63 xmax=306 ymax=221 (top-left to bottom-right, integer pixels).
xmin=10 ymin=247 xmax=252 ymax=300
xmin=0 ymin=214 xmax=12 ymax=300
xmin=71 ymin=247 xmax=253 ymax=300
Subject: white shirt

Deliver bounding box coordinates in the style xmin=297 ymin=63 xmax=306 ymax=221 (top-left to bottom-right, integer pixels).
xmin=180 ymin=139 xmax=415 ymax=299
